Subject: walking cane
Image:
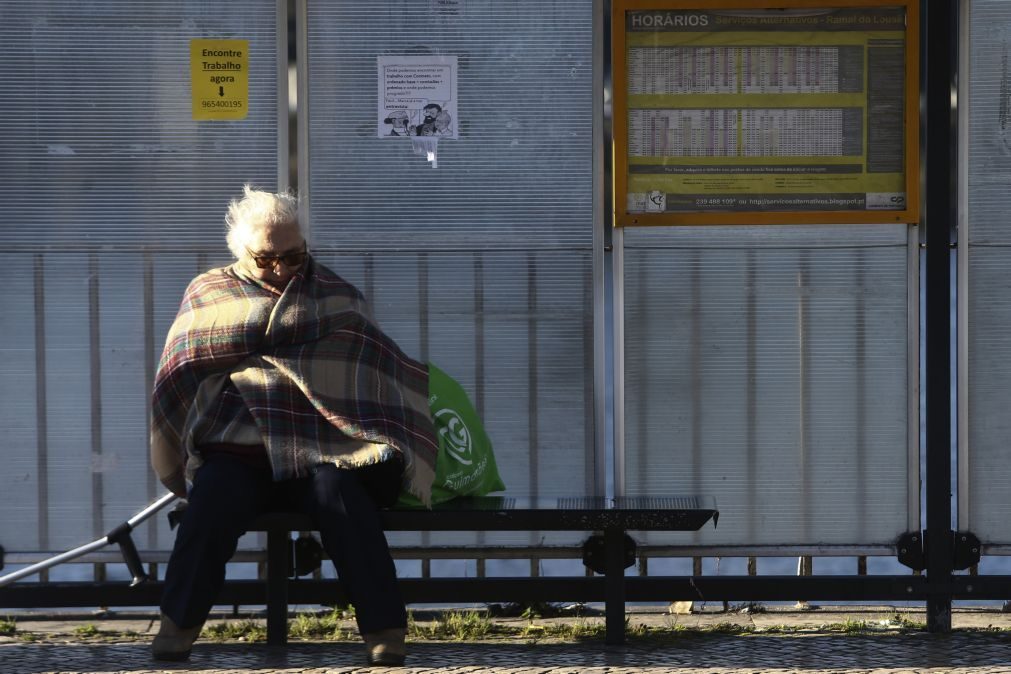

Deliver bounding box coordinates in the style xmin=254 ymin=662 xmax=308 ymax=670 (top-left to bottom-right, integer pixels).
xmin=0 ymin=492 xmax=178 ymax=588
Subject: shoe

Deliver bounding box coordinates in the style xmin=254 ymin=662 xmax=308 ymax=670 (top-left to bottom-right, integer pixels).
xmin=151 ymin=613 xmax=203 ymax=661
xmin=363 ymin=627 xmax=407 ymax=666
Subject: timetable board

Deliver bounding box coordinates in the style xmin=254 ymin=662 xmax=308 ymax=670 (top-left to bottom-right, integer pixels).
xmin=612 ymin=0 xmax=919 ymax=226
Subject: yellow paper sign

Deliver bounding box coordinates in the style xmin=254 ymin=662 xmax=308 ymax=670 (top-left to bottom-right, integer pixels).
xmin=190 ymin=39 xmax=248 ymax=120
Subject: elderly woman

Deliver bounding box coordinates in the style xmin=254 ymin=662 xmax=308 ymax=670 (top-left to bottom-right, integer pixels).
xmin=150 ymin=186 xmax=436 ymax=665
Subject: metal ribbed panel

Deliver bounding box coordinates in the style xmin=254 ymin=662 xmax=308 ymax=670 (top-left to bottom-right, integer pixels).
xmin=623 ymin=225 xmax=911 ymax=546
xmin=966 ymin=2 xmax=1011 ymax=246
xmin=965 ymin=1 xmax=1011 ymax=543
xmin=305 ymin=2 xmax=593 ymax=251
xmin=0 ymin=1 xmax=281 ymax=554
xmin=967 ymin=250 xmax=1011 ymax=538
xmin=305 ymin=2 xmax=595 ymax=546
xmin=1 ymin=1 xmax=280 ymax=250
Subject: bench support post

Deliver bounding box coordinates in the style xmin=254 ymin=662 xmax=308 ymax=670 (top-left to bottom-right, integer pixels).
xmin=266 ymin=528 xmax=288 ymax=646
xmin=604 ymin=527 xmax=626 ymax=645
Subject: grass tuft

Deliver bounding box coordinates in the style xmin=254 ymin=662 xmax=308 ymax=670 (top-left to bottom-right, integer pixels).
xmin=288 ymin=609 xmax=353 ymax=641
xmin=410 ymin=610 xmax=501 ymax=640
xmin=0 ymin=617 xmax=16 ymax=636
xmin=756 ymin=624 xmax=802 ymax=634
xmin=707 ymin=621 xmax=753 ymax=635
xmin=627 ymin=620 xmax=651 ymax=637
xmin=324 ymin=603 xmax=355 ymax=619
xmin=73 ymin=624 xmax=101 ymax=637
xmin=839 ymin=618 xmax=871 ymax=633
xmin=560 ymin=619 xmax=606 ymax=640
xmin=883 ymin=612 xmax=926 ymax=630
xmin=202 ymin=620 xmax=267 ymax=642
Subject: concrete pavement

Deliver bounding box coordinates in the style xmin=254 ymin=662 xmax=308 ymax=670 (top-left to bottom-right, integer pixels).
xmin=2 ymin=605 xmax=1011 ymax=673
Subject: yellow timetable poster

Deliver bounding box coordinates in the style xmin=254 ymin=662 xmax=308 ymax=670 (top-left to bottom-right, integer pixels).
xmin=615 ymin=4 xmax=917 ymax=224
xmin=190 ymin=39 xmax=248 ymax=121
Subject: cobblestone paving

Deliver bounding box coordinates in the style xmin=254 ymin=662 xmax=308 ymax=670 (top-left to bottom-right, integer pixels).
xmin=4 ymin=633 xmax=1011 ymax=674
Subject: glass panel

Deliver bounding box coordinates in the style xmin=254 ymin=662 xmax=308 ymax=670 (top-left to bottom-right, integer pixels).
xmin=966 ymin=0 xmax=1011 ymax=543
xmin=305 ymin=0 xmax=596 ymax=546
xmin=0 ymin=0 xmax=281 ymax=554
xmin=623 ymin=224 xmax=911 ymax=546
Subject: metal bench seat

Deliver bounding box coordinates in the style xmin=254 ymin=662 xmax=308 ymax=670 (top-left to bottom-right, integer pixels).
xmin=251 ymin=495 xmax=718 ymax=645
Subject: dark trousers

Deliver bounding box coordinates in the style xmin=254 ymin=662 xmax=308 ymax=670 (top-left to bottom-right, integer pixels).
xmin=161 ymin=453 xmax=407 ymax=634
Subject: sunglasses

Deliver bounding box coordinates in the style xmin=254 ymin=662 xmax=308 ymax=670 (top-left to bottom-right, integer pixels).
xmin=246 ymin=244 xmax=308 ymax=269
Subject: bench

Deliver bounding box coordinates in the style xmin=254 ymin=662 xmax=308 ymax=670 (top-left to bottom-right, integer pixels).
xmin=250 ymin=495 xmax=718 ymax=645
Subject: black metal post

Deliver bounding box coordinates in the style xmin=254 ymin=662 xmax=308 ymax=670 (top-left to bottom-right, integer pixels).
xmin=604 ymin=527 xmax=625 ymax=645
xmin=266 ymin=529 xmax=288 ymax=646
xmin=923 ymin=0 xmax=958 ymax=633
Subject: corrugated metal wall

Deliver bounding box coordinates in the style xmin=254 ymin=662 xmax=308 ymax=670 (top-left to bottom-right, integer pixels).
xmin=0 ymin=0 xmax=283 ymax=556
xmin=302 ymin=0 xmax=598 ymax=547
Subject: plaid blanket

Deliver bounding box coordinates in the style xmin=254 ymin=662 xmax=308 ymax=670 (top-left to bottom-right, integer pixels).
xmin=150 ymin=258 xmax=437 ymax=504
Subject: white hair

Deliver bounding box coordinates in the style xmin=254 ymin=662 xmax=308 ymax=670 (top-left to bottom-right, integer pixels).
xmin=224 ymin=184 xmax=302 ymax=259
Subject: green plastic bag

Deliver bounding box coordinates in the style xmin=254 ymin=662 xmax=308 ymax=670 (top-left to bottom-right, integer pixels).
xmin=397 ymin=363 xmax=505 ymax=506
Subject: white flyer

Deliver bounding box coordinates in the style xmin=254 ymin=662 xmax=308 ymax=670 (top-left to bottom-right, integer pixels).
xmin=377 ymin=55 xmax=458 ymax=140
